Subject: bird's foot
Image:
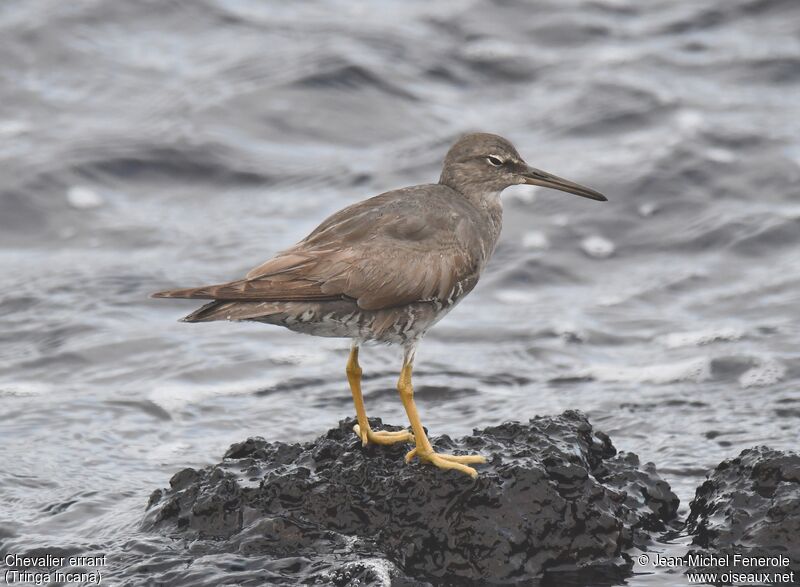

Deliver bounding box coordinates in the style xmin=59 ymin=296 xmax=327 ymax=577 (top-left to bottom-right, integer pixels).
xmin=353 ymin=423 xmax=414 ymax=447
xmin=405 ymin=447 xmax=486 ymax=478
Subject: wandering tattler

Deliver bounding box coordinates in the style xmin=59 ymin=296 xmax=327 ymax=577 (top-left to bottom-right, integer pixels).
xmin=153 ymin=133 xmax=606 ymax=477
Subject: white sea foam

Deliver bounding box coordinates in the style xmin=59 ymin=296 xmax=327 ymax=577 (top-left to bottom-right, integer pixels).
xmin=638 ymin=202 xmax=658 ymax=217
xmin=67 ymin=185 xmax=104 ymax=209
xmin=657 ymin=328 xmax=743 ymax=349
xmin=588 ymin=357 xmax=711 ymax=385
xmin=0 ymin=381 xmax=53 ymax=396
xmin=149 ymin=378 xmax=278 ymax=412
xmin=317 ymin=558 xmax=395 ymax=587
xmin=0 ymin=119 xmax=29 ymax=136
xmin=676 ymin=109 xmax=704 ymax=133
xmin=739 ymin=358 xmax=786 ymax=388
xmin=706 ymin=148 xmax=736 ymax=163
xmin=461 ymin=39 xmax=522 ymax=61
xmin=580 ymin=235 xmax=615 ymax=258
xmin=495 ymin=290 xmax=532 ymax=304
xmin=522 ymin=231 xmax=549 ymax=250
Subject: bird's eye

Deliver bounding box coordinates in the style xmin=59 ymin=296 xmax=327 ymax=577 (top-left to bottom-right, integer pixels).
xmin=487 ymin=156 xmax=503 ymax=167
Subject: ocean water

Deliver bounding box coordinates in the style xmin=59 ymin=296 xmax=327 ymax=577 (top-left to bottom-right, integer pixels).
xmin=0 ymin=0 xmax=798 ymax=585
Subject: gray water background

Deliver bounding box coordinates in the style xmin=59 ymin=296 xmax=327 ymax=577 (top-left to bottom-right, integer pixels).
xmin=0 ymin=0 xmax=799 ymax=584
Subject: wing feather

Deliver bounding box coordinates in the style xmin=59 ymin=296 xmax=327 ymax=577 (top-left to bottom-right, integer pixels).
xmin=153 ymin=186 xmax=487 ymax=310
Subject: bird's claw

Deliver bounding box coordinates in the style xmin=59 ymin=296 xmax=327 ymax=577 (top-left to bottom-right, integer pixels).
xmin=405 ymin=447 xmax=487 ymax=478
xmin=353 ymin=423 xmax=414 ymax=447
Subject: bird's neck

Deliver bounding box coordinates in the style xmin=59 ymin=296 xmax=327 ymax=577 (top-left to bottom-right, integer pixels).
xmin=439 ymin=181 xmax=504 ymax=260
xmin=482 ymin=195 xmax=504 ymax=262
xmin=465 ymin=186 xmax=504 ymax=220
xmin=462 ymin=188 xmax=504 ymax=267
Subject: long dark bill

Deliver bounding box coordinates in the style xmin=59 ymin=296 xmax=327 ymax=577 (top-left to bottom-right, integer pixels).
xmin=521 ymin=165 xmax=607 ymax=201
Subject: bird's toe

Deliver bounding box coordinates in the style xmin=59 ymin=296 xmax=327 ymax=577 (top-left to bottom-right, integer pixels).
xmin=354 ymin=424 xmax=414 ymax=447
xmin=352 ymin=423 xmax=369 ymax=447
xmin=406 ymin=448 xmax=485 ymax=478
xmin=436 ymin=453 xmax=486 ymax=464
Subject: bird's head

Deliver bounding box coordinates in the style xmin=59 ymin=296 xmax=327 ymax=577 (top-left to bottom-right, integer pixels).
xmin=439 ymin=132 xmax=606 ymax=204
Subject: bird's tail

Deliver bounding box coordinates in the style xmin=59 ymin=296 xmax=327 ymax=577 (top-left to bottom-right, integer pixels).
xmin=151 ymin=286 xmax=216 ymax=300
xmin=180 ymin=301 xmax=285 ymax=323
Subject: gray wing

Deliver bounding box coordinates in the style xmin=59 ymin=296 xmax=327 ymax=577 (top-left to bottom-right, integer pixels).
xmin=153 ymin=185 xmax=484 ymax=311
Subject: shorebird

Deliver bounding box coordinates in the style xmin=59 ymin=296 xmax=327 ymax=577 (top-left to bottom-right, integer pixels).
xmin=153 ymin=133 xmax=606 ymax=477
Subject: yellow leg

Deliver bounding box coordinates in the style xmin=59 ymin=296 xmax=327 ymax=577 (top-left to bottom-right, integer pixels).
xmin=347 ymin=344 xmax=413 ymax=447
xmin=396 ymin=359 xmax=486 ymax=478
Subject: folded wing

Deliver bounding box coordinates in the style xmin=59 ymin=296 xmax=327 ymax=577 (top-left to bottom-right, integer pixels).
xmin=152 ymin=187 xmax=482 ymax=311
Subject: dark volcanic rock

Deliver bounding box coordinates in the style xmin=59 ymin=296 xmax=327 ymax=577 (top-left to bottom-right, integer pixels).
xmin=685 ymin=446 xmax=800 ymax=581
xmin=144 ymin=410 xmax=678 ymax=585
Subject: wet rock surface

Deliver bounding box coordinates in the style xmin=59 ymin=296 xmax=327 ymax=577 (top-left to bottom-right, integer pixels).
xmin=685 ymin=446 xmax=800 ymax=582
xmin=144 ymin=410 xmax=678 ymax=584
